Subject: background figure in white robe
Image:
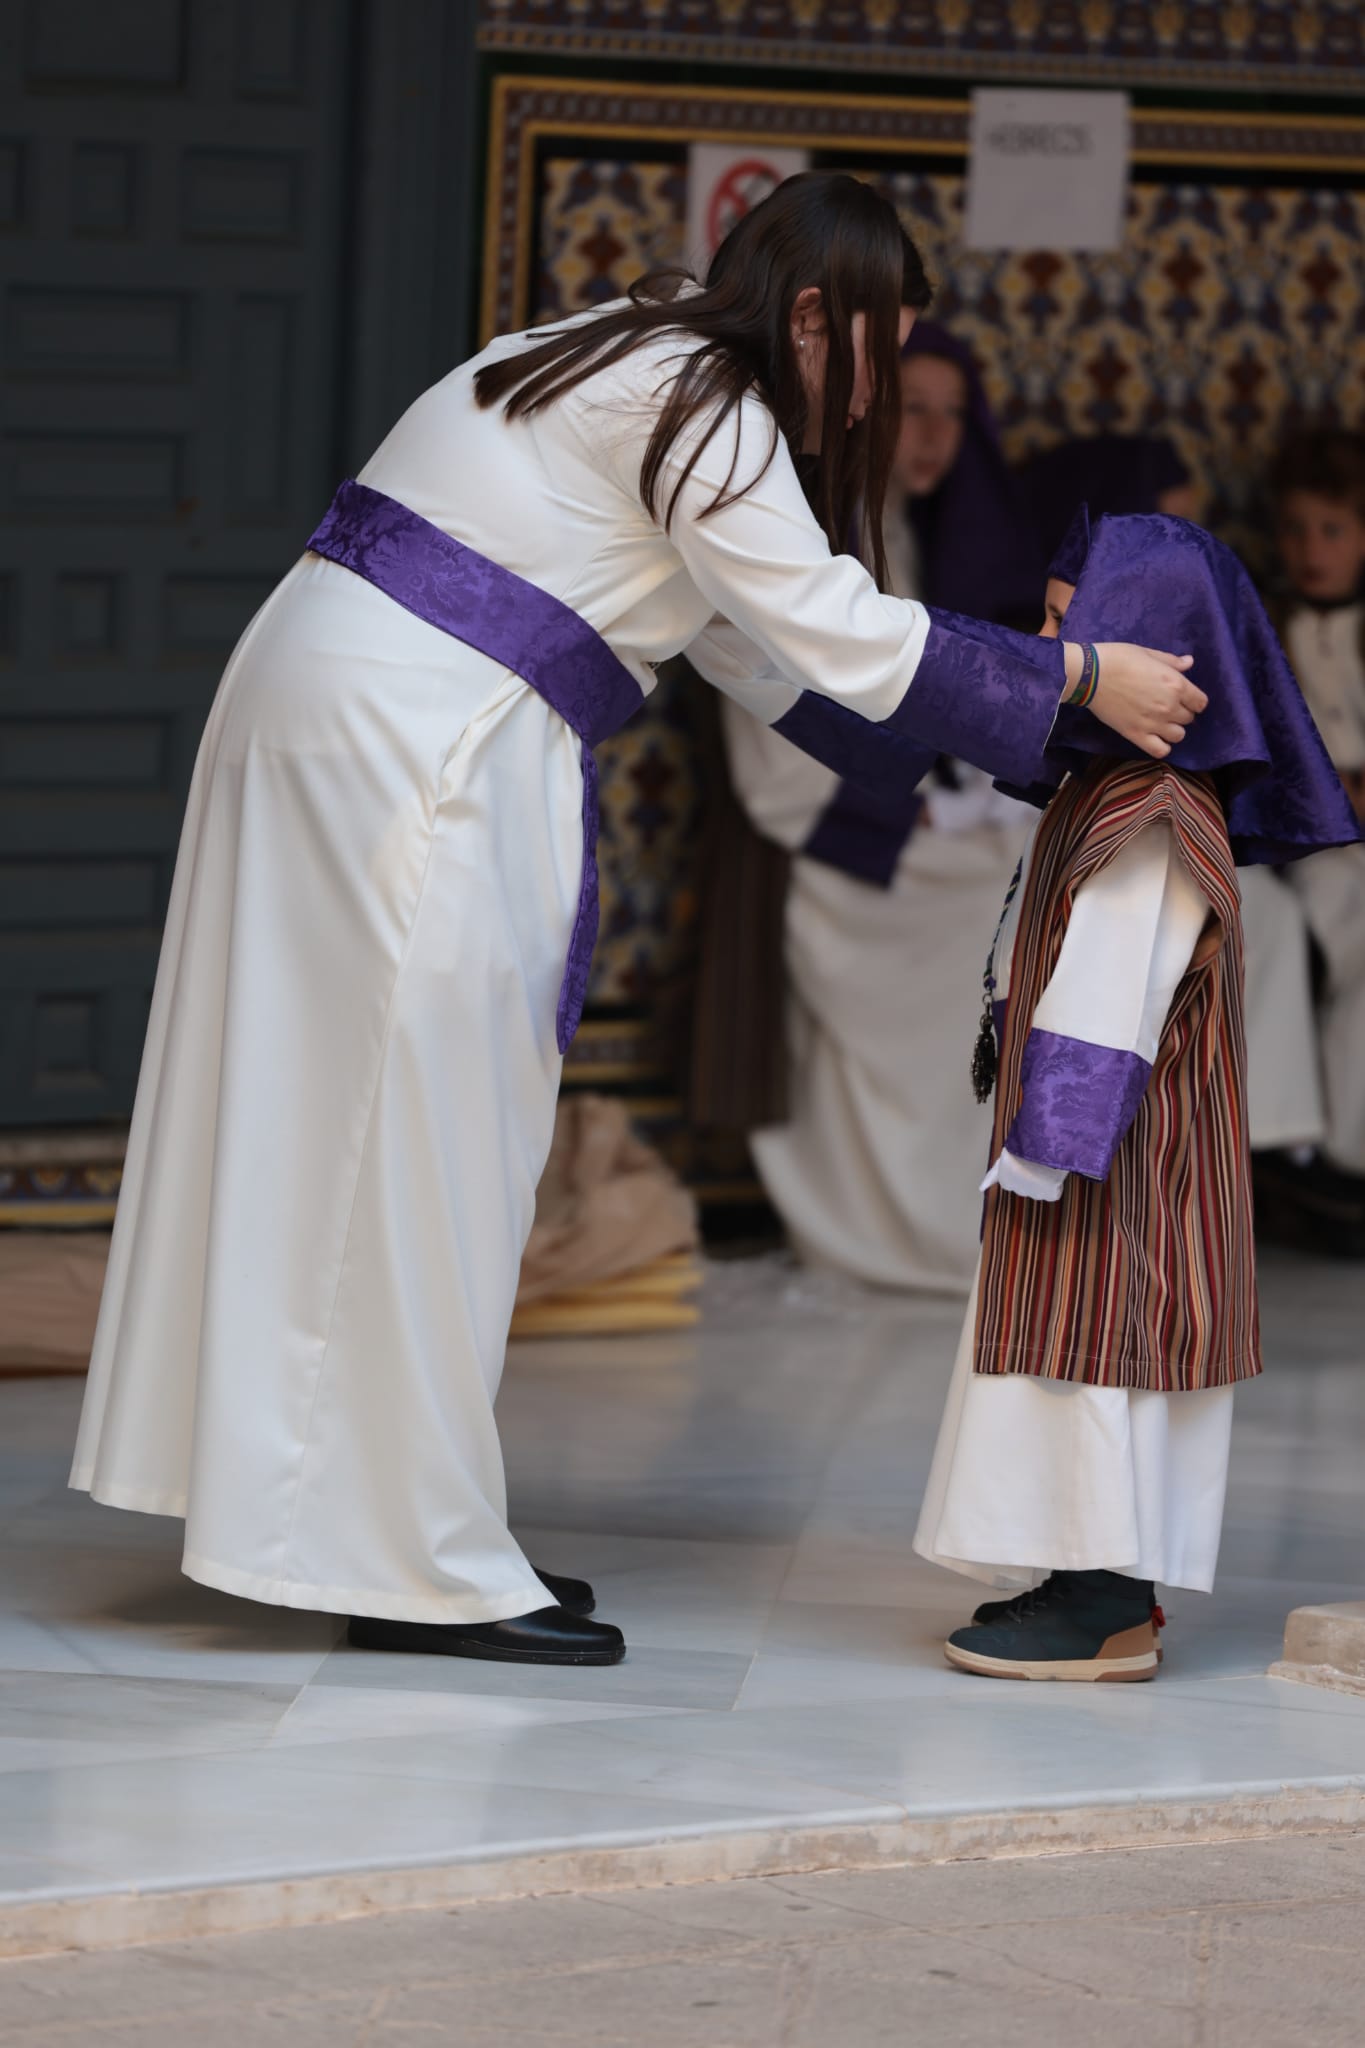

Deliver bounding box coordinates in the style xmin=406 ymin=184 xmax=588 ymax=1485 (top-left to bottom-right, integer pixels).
xmin=1239 ymin=432 xmax=1365 ymax=1255
xmin=722 ymin=324 xmax=1040 ymax=1292
xmin=1273 ymin=435 xmax=1365 ymax=1177
xmin=724 ymin=700 xmax=1030 ymax=1292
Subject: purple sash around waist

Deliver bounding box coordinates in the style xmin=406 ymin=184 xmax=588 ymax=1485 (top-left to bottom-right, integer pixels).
xmin=306 ymin=479 xmax=645 ymax=1052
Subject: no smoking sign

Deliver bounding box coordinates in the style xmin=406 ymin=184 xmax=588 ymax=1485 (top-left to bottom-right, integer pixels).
xmin=687 ymin=143 xmax=810 ymax=272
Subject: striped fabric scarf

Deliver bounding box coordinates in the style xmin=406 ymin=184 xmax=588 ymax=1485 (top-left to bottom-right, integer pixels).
xmin=974 ymin=760 xmax=1261 ymax=1393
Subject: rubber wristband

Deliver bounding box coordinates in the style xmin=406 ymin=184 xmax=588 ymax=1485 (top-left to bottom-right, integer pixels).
xmin=1067 ymin=643 xmax=1099 ymax=709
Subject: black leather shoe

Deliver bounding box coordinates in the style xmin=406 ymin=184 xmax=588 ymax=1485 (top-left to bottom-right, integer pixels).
xmin=535 ymin=1568 xmax=595 ymax=1616
xmin=348 ymin=1605 xmax=625 ymax=1665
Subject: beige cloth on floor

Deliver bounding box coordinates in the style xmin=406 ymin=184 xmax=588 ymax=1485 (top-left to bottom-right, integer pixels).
xmin=2 ymin=1096 xmax=697 ymax=1371
xmin=516 ymin=1094 xmax=698 ymax=1304
xmin=0 ymin=1232 xmax=109 ymax=1372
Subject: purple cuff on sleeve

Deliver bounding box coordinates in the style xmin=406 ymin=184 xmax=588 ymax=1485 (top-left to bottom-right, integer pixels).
xmin=801 ymin=778 xmax=923 ymax=887
xmin=772 ymin=692 xmax=937 ymax=803
xmin=882 ymin=611 xmax=1065 ymax=786
xmin=1005 ymin=1029 xmax=1153 ymax=1181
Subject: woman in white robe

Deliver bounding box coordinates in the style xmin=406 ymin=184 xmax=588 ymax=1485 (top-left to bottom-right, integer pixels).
xmin=69 ymin=175 xmax=1203 ymax=1664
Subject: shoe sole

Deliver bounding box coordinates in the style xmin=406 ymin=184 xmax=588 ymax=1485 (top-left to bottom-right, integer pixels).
xmin=347 ymin=1628 xmax=624 ymax=1666
xmin=944 ymin=1641 xmax=1158 ymax=1682
xmin=412 ymin=1639 xmax=624 ymax=1666
xmin=970 ymin=1627 xmax=1165 ymax=1665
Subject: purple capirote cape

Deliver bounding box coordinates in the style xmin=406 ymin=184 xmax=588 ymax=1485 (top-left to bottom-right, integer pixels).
xmin=1002 ymin=512 xmax=1361 ymax=867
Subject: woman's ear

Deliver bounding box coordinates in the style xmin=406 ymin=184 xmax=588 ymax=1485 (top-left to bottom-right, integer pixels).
xmin=790 ymin=286 xmax=826 ymax=347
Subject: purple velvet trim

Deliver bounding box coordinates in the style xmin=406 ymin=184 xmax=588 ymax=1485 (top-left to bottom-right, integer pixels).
xmin=777 ymin=608 xmax=1067 ymax=871
xmin=309 ymin=481 xmax=643 ymax=743
xmin=1005 ymin=1029 xmax=1153 ymax=1182
xmin=801 ymin=779 xmax=923 ymax=887
xmin=883 ymin=612 xmax=1066 ymax=785
xmin=307 ymin=481 xmax=644 ymax=1053
xmin=772 ymin=605 xmax=1066 ymax=808
xmin=772 ymin=692 xmax=937 ymax=803
xmin=992 ymin=998 xmax=1008 ymax=1058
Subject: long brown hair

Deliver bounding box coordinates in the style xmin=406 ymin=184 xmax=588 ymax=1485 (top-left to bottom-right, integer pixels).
xmin=474 ymin=172 xmax=932 ymax=588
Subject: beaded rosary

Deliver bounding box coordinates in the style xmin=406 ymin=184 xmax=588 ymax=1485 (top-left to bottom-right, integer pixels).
xmin=970 ymin=853 xmax=1024 ymax=1104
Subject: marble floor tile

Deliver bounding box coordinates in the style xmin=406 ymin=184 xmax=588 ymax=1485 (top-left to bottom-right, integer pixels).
xmin=0 ymin=1543 xmax=343 ymax=1690
xmin=0 ymin=1253 xmax=1362 ymax=1917
xmin=512 ymin=1528 xmax=794 ymax=1653
xmin=0 ymin=1748 xmax=894 ymax=1895
xmin=0 ymin=1669 xmax=298 ymax=1758
xmin=312 ymin=1636 xmax=755 ymax=1711
xmin=264 ymin=1683 xmax=678 ymax=1751
xmin=267 ymin=1717 xmax=899 ymax=1823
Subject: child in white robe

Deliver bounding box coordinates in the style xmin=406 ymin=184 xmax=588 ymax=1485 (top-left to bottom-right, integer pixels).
xmin=915 ymin=509 xmax=1359 ymax=1683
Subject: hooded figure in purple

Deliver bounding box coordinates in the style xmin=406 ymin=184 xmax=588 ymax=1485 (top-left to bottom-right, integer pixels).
xmin=913 ymin=507 xmax=1359 ymax=1687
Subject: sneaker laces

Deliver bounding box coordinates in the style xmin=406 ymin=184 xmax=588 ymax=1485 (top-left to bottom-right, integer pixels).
xmin=992 ymin=1576 xmax=1160 ymax=1631
xmin=995 ymin=1578 xmax=1061 ymax=1626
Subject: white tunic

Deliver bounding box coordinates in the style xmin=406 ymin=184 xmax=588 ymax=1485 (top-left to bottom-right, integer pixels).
xmin=1282 ymin=603 xmax=1365 ymax=1172
xmin=915 ymin=817 xmax=1236 ymax=1594
xmin=721 ymin=506 xmax=1032 ymax=1293
xmin=70 ymin=316 xmax=960 ymax=1624
xmin=1238 ymin=862 xmax=1325 ymax=1152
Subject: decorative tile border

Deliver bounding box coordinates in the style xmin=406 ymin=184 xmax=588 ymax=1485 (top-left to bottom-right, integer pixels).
xmin=481 ymin=76 xmax=1365 ymax=337
xmin=0 ymin=1163 xmax=122 ymax=1228
xmin=475 ymin=1 xmax=1365 ymax=95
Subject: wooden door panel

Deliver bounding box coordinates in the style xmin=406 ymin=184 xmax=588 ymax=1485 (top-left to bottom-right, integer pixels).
xmin=0 ymin=0 xmax=352 ymax=1123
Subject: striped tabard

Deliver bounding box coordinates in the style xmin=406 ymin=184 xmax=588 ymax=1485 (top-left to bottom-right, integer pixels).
xmin=974 ymin=759 xmax=1261 ymax=1393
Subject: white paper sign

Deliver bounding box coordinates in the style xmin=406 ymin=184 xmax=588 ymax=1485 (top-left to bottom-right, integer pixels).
xmin=686 ymin=144 xmax=810 ymax=275
xmin=965 ymin=89 xmax=1130 ymax=252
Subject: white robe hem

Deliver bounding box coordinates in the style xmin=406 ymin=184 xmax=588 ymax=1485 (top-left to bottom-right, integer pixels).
xmin=70 ymin=1470 xmax=186 ymax=1518
xmin=70 ymin=1474 xmax=550 ymax=1624
xmin=180 ymin=1551 xmax=551 ymax=1625
xmin=911 ymin=1540 xmax=1219 ymax=1597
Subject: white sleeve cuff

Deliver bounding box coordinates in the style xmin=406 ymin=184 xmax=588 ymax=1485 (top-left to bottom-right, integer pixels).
xmin=980 ymin=1148 xmax=1068 ymax=1203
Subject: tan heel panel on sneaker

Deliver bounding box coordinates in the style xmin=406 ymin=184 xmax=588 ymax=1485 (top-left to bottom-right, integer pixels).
xmin=1094 ymin=1621 xmax=1161 ymax=1682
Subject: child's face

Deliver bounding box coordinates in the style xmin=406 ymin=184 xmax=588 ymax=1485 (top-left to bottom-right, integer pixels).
xmin=1276 ymin=489 xmax=1365 ymax=604
xmin=892 ymin=355 xmax=969 ymax=497
xmin=1038 ymin=576 xmax=1075 ymax=638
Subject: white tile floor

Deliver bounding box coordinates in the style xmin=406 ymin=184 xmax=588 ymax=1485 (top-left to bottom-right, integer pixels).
xmin=1 ymin=1249 xmax=1363 ymax=1938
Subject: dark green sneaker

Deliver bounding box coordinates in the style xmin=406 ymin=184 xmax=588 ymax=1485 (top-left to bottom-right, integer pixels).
xmin=971 ymin=1575 xmax=1165 ymax=1661
xmin=946 ymin=1571 xmax=1162 ymax=1683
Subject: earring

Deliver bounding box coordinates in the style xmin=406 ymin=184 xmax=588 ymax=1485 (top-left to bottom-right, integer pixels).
xmin=798 ymin=337 xmax=806 ymax=349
